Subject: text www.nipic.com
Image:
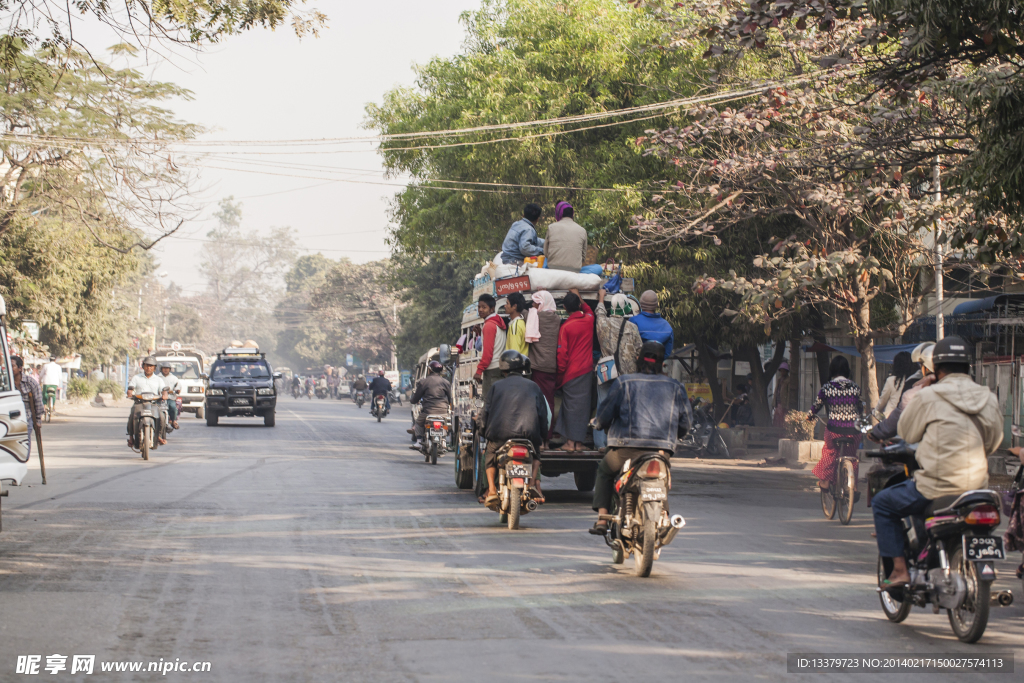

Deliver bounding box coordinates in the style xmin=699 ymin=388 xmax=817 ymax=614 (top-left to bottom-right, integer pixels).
xmin=16 ymin=655 xmax=211 ymax=675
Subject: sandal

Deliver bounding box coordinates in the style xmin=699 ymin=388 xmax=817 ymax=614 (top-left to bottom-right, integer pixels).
xmin=878 ymin=578 xmax=908 ymax=594
xmin=589 ymin=521 xmax=608 ymax=536
xmin=484 ymin=494 xmax=500 ymax=511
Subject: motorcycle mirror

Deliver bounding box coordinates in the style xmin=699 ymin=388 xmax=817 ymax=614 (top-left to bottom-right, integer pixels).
xmin=439 ymin=344 xmax=452 ymax=364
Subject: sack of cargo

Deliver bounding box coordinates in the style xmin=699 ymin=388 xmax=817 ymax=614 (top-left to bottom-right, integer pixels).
xmin=525 ymin=269 xmax=603 ymax=291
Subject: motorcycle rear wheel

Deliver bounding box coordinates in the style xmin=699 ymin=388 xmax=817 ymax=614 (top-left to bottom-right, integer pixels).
xmin=838 ymin=459 xmax=856 ymax=525
xmin=430 ymin=442 xmax=438 ymax=466
xmin=634 ymin=516 xmax=656 ymax=577
xmin=821 ymin=482 xmax=837 ymax=519
xmin=948 ymin=546 xmax=990 ymax=643
xmin=141 ymin=424 xmax=151 ymax=461
xmin=877 ymin=556 xmax=911 ymax=622
xmin=507 ymin=487 xmax=521 ymax=530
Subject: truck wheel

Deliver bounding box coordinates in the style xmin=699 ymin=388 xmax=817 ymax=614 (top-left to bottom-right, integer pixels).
xmin=574 ymin=469 xmax=597 ymax=492
xmin=206 ymin=412 xmax=219 ymax=427
xmin=197 ymin=405 xmax=205 ymax=419
xmin=264 ymin=411 xmax=276 ymax=427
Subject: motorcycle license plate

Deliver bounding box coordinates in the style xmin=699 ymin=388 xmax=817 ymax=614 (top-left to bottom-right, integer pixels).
xmin=964 ymin=536 xmax=1005 ymax=561
xmin=641 ymin=483 xmax=667 ymax=502
xmin=429 ymin=430 xmax=445 ymax=437
xmin=507 ymin=464 xmax=530 ymax=478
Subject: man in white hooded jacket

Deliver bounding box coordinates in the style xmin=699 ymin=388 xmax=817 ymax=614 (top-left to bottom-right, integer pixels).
xmin=873 ymin=336 xmax=1003 ymax=590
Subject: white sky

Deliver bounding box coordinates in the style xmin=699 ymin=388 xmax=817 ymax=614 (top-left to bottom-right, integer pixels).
xmin=114 ymin=1 xmax=479 ymax=293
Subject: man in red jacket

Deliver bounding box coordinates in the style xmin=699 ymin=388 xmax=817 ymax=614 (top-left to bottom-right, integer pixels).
xmin=555 ymin=288 xmax=594 ymax=451
xmin=473 ymin=294 xmax=507 ymax=413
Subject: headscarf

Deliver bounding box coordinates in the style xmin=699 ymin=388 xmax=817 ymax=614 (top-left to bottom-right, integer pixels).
xmin=526 ymin=290 xmax=557 ymax=342
xmin=609 ymin=293 xmax=635 ymax=317
xmin=555 ymin=201 xmax=573 ymax=222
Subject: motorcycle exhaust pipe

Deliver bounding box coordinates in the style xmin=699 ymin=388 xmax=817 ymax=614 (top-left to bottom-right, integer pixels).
xmin=525 ymin=500 xmax=538 ymax=512
xmin=991 ymin=590 xmax=1014 ymax=607
xmin=659 ymin=515 xmax=687 ymax=546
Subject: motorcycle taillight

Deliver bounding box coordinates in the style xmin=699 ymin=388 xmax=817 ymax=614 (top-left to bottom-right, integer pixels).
xmin=965 ymin=504 xmax=1000 ymax=526
xmin=639 ymin=460 xmax=663 ymax=478
xmin=432 ymin=421 xmax=444 ymax=430
xmin=510 ymin=446 xmax=530 ymax=460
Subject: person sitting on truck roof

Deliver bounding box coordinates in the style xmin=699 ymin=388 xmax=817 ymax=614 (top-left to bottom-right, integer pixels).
xmin=504 ymin=292 xmax=530 ymax=356
xmin=473 ymin=294 xmax=507 ymax=410
xmin=589 ymin=341 xmax=692 ymax=535
xmin=632 ymin=290 xmax=674 ymax=358
xmin=411 ymin=360 xmax=452 ymax=450
xmin=544 ymin=201 xmax=588 ymax=272
xmin=480 ymin=350 xmax=551 ymax=507
xmin=500 ymin=203 xmax=545 ymax=264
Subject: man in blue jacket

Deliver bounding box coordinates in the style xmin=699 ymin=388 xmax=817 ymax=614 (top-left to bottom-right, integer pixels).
xmin=501 ymin=203 xmax=545 ymax=264
xmin=588 ymin=341 xmax=691 ymax=534
xmin=632 ymin=290 xmax=674 ymax=357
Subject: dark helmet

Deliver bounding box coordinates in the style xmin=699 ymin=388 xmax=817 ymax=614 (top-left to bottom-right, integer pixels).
xmin=428 ymin=360 xmax=443 ymax=373
xmin=499 ymin=349 xmax=530 ymax=375
xmin=638 ymin=341 xmax=666 ymax=373
xmin=931 ymin=336 xmax=972 ymax=367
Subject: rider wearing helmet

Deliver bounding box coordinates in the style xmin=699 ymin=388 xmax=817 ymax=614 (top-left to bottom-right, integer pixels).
xmin=874 ymin=336 xmax=1003 ymax=591
xmin=589 ymin=341 xmax=692 ymax=534
xmin=126 ymin=356 xmax=170 ymax=448
xmin=159 ymin=361 xmax=181 ymax=429
xmin=411 ymin=360 xmax=452 ymax=450
xmin=478 ymin=350 xmax=551 ymax=507
xmin=368 ymin=369 xmax=393 ymax=414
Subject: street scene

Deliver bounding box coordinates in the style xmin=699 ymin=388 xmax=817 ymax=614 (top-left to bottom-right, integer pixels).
xmin=3 ymin=0 xmax=1024 ymax=681
xmin=1 ymin=400 xmax=1020 ymax=681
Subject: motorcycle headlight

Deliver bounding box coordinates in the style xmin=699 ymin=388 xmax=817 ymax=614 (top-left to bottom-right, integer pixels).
xmin=207 ymin=388 xmax=224 ymax=396
xmin=257 ymin=388 xmax=274 ymax=396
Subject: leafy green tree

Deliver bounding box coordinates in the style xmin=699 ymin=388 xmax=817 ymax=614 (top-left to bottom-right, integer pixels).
xmin=366 ymin=0 xmax=709 ymax=259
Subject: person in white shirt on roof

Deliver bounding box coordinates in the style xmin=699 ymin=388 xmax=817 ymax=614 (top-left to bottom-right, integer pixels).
xmin=126 ymin=356 xmax=169 ymax=447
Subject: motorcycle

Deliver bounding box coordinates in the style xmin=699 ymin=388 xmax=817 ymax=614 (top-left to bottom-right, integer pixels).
xmin=677 ymin=397 xmax=729 ymax=458
xmin=421 ymin=414 xmax=450 ymax=465
xmin=306 ymin=385 xmax=314 ymax=399
xmin=372 ymin=394 xmax=388 ymax=422
xmin=292 ymin=383 xmax=302 ymax=399
xmin=866 ymin=438 xmax=1012 ymax=643
xmin=599 ymin=450 xmax=685 ymax=577
xmin=315 ymin=385 xmax=329 ymax=399
xmin=355 ymin=389 xmax=367 ymax=408
xmin=490 ymin=439 xmax=539 ymax=530
xmin=130 ymin=393 xmax=164 ymax=461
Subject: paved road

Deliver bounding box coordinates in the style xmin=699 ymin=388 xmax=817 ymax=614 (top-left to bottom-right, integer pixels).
xmin=1 ymin=398 xmax=1021 ymax=682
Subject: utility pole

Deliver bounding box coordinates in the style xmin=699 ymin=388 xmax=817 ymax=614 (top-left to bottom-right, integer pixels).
xmin=933 ymin=157 xmax=944 ymax=340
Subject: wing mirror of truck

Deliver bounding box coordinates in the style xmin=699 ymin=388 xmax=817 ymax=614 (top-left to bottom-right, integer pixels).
xmin=439 ymin=344 xmax=453 ymax=364
xmin=273 ymin=372 xmax=282 ymax=380
xmin=200 ymin=373 xmax=209 ymax=380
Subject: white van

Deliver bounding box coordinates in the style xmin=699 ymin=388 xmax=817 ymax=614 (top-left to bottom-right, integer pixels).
xmin=0 ymin=294 xmax=30 ymax=528
xmin=155 ymin=344 xmax=207 ymax=419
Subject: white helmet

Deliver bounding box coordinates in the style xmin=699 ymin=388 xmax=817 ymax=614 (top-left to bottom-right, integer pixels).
xmin=911 ymin=341 xmax=935 ymax=364
xmin=920 ymin=344 xmax=936 ymax=373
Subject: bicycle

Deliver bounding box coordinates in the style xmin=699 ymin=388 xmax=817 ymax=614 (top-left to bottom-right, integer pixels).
xmin=42 ymin=386 xmax=57 ymax=424
xmin=814 ymin=414 xmax=863 ymax=525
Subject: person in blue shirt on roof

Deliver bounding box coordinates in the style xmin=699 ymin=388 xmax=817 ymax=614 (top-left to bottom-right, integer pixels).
xmin=631 ymin=290 xmax=674 ymax=358
xmin=500 ymin=203 xmax=545 ymax=264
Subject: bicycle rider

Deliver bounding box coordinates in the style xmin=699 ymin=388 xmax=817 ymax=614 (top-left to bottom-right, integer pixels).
xmin=808 ymin=355 xmax=863 ymax=497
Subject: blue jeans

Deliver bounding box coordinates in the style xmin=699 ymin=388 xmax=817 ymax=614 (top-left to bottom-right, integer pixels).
xmin=872 ymin=479 xmax=931 ymax=557
xmin=593 ymin=379 xmax=614 ymax=449
xmin=166 ymin=398 xmax=178 ymax=423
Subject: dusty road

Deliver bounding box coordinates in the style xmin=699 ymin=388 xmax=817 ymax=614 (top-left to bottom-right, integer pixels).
xmin=1 ymin=398 xmax=1021 ymax=682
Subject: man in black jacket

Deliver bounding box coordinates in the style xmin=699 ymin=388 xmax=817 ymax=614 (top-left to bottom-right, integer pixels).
xmin=479 ymin=350 xmax=550 ymax=507
xmin=411 ymin=360 xmax=452 ymax=450
xmin=368 ymin=370 xmax=392 ymax=414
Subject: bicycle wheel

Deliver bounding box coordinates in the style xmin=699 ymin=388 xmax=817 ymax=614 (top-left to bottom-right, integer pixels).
xmin=821 ymin=480 xmax=837 ymax=519
xmin=838 ymin=459 xmax=856 ymax=525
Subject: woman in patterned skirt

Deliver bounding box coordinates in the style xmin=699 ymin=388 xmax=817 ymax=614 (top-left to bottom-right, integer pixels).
xmin=808 ymin=356 xmax=864 ymax=490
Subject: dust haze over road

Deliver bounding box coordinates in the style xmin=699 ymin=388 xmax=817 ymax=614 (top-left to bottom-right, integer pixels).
xmin=1 ymin=399 xmax=1021 ymax=681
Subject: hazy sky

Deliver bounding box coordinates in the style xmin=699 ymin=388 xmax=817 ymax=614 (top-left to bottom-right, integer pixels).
xmin=124 ymin=1 xmax=479 ymax=293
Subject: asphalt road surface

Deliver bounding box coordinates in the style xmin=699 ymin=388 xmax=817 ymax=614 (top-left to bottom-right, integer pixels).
xmin=1 ymin=398 xmax=1022 ymax=682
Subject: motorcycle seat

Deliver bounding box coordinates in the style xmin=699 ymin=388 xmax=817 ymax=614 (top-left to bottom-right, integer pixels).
xmin=925 ymin=490 xmax=1001 ymax=518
